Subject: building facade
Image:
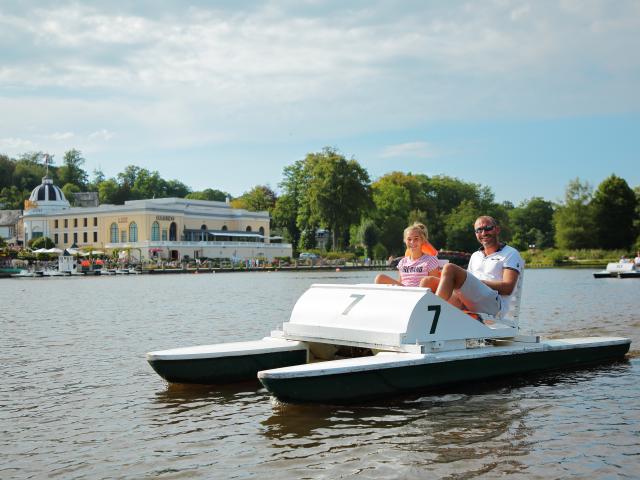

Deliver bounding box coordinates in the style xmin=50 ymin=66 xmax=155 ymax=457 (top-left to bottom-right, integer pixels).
xmin=21 ymin=177 xmax=292 ymax=261
xmin=0 ymin=210 xmax=22 ymax=245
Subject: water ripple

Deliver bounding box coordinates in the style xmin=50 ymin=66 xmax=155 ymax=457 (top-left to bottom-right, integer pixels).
xmin=1 ymin=269 xmax=638 ymax=479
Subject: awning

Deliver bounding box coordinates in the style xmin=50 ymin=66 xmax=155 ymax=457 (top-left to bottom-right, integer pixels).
xmin=209 ymin=231 xmax=264 ymax=238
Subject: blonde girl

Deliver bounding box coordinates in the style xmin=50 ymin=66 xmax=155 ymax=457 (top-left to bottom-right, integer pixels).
xmin=375 ymin=222 xmax=440 ymax=288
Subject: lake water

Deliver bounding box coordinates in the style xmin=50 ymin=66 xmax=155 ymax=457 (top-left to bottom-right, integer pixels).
xmin=1 ymin=269 xmax=639 ymax=479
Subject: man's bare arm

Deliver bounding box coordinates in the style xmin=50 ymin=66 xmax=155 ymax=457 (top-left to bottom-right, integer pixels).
xmin=481 ymin=268 xmax=519 ymax=295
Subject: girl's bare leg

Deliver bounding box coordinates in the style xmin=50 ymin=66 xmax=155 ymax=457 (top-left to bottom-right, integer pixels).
xmin=375 ymin=273 xmax=402 ymax=285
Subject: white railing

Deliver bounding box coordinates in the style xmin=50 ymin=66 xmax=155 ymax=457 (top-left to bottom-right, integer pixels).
xmin=106 ymin=240 xmax=293 ymax=249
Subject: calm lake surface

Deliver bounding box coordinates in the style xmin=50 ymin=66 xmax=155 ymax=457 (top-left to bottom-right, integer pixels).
xmin=2 ymin=269 xmax=639 ymax=479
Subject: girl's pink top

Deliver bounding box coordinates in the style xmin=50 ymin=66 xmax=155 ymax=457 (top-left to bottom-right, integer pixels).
xmin=397 ymin=254 xmax=439 ymax=287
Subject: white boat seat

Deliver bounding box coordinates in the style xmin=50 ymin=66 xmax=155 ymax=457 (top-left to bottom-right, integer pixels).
xmin=464 ymin=268 xmax=524 ymax=330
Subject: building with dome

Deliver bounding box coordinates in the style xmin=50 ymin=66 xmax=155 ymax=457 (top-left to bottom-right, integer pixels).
xmin=20 ymin=176 xmax=292 ymax=262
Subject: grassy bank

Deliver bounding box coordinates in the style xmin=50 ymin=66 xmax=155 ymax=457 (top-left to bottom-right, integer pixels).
xmin=521 ymin=248 xmax=632 ymax=268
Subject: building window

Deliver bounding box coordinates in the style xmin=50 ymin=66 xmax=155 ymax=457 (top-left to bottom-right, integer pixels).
xmin=151 ymin=222 xmax=160 ymax=241
xmin=162 ymin=229 xmax=167 ymax=241
xmin=110 ymin=223 xmax=118 ymax=243
xmin=169 ymin=222 xmax=177 ymax=241
xmin=121 ymin=231 xmax=127 ymax=243
xmin=221 ymin=225 xmax=228 ymax=231
xmin=259 ymin=226 xmax=265 ymax=235
xmin=200 ymin=224 xmax=207 ymax=241
xmin=246 ymin=226 xmax=252 ymax=232
xmin=74 ymin=218 xmax=78 ymax=228
xmin=73 ymin=232 xmax=78 ymax=243
xmin=93 ymin=217 xmax=98 ymax=226
xmin=129 ymin=222 xmax=138 ymax=242
xmin=64 ymin=233 xmax=68 ymax=243
xmin=93 ymin=231 xmax=98 ymax=242
xmin=83 ymin=232 xmax=88 ymax=243
xmin=54 ymin=233 xmax=59 ymax=243
xmin=64 ymin=219 xmax=68 ymax=228
xmin=83 ymin=218 xmax=87 ymax=227
xmin=54 ymin=219 xmax=59 ymax=228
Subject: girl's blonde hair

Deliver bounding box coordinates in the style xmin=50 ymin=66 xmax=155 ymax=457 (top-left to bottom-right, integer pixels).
xmin=404 ymin=222 xmax=429 ymax=242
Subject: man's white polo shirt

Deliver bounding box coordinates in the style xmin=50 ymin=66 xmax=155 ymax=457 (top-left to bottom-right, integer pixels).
xmin=468 ymin=244 xmax=524 ymax=315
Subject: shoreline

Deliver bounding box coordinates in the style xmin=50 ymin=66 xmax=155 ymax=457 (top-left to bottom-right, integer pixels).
xmin=0 ymin=262 xmax=613 ymax=278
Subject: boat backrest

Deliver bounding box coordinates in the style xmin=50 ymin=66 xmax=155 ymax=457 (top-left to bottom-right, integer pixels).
xmin=282 ymin=283 xmax=518 ymax=352
xmin=472 ymin=268 xmax=524 ymax=329
xmin=606 ymin=262 xmax=635 ymax=273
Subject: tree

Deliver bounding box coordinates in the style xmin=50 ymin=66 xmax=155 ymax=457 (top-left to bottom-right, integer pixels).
xmin=273 ymin=160 xmax=306 ymax=252
xmin=592 ymin=174 xmax=637 ymax=249
xmin=58 ymin=149 xmax=88 ymax=188
xmin=303 ymin=148 xmax=372 ymax=250
xmin=62 ymin=183 xmax=81 ymax=205
xmin=356 ymin=219 xmax=379 ymax=259
xmin=13 ymin=154 xmax=48 ymax=191
xmin=164 ymin=179 xmax=191 ymax=198
xmin=509 ymin=197 xmax=555 ymax=250
xmin=444 ymin=200 xmax=483 ymax=251
xmin=186 ymin=188 xmax=229 ymax=201
xmin=29 ymin=236 xmax=55 ymax=249
xmin=98 ymin=179 xmax=122 ymax=204
xmin=0 ymin=154 xmax=15 ymax=190
xmin=231 ymin=185 xmax=277 ymax=212
xmin=370 ymin=180 xmax=411 ymax=255
xmin=554 ymin=178 xmax=596 ymax=249
xmin=0 ymin=186 xmax=29 ymax=209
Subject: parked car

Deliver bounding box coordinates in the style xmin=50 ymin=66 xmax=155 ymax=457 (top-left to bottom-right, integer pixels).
xmin=299 ymin=252 xmax=319 ymax=260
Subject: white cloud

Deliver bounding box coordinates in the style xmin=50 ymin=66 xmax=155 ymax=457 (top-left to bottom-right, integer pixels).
xmin=88 ymin=129 xmax=114 ymax=142
xmin=380 ymin=142 xmax=436 ymax=159
xmin=0 ymin=137 xmax=36 ymax=152
xmin=46 ymin=132 xmax=74 ymax=141
xmin=0 ymin=0 xmax=639 ymax=168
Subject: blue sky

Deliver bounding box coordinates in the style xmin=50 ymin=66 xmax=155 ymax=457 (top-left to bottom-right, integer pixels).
xmin=1 ymin=0 xmax=638 ymax=204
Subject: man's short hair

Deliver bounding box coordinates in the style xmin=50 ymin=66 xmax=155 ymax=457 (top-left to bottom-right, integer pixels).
xmin=475 ymin=215 xmax=498 ymax=226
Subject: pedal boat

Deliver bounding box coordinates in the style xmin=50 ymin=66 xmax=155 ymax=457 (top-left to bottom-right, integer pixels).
xmin=146 ymin=283 xmax=631 ymax=403
xmin=594 ymin=262 xmax=640 ymax=278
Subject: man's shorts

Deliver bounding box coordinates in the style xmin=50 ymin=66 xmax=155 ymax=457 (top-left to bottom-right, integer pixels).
xmin=457 ymin=272 xmax=501 ymax=316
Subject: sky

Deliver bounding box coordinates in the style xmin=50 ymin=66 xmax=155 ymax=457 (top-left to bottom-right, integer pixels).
xmin=1 ymin=0 xmax=639 ymax=204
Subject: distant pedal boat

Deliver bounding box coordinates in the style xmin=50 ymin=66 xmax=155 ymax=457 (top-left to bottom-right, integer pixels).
xmin=147 ymin=283 xmax=631 ymax=403
xmin=594 ymin=262 xmax=640 ymax=278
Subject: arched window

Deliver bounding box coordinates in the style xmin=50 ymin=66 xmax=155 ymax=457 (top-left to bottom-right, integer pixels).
xmin=169 ymin=222 xmax=177 ymax=241
xmin=110 ymin=223 xmax=118 ymax=243
xmin=259 ymin=226 xmax=265 ymax=235
xmin=129 ymin=222 xmax=138 ymax=242
xmin=151 ymin=221 xmax=160 ymax=241
xmin=221 ymin=225 xmax=228 ymax=231
xmin=200 ymin=224 xmax=207 ymax=241
xmin=246 ymin=226 xmax=252 ymax=232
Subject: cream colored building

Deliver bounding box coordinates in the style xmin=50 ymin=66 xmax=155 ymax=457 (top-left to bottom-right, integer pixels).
xmin=21 ymin=177 xmax=292 ymax=261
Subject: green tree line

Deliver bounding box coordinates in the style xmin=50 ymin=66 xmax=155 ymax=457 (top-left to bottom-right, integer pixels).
xmin=1 ymin=148 xmax=638 ymax=256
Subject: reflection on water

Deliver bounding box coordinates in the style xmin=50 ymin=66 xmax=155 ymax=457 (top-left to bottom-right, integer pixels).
xmin=2 ymin=269 xmax=639 ymax=479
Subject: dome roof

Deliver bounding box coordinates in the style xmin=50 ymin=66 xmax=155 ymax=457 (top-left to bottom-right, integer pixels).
xmin=28 ymin=177 xmax=70 ymax=208
xmin=29 ymin=177 xmax=67 ymax=203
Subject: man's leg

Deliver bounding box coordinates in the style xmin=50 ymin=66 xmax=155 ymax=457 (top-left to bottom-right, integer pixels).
xmin=435 ymin=263 xmax=468 ymax=301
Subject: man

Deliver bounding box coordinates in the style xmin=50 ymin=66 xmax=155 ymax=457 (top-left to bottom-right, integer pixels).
xmin=435 ymin=216 xmax=524 ymax=317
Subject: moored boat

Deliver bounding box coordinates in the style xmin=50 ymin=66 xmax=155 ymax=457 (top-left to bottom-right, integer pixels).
xmin=147 ymin=282 xmax=631 ymax=403
xmin=594 ymin=262 xmax=640 ymax=278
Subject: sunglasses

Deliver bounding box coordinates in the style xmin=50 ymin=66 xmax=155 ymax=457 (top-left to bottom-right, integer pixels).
xmin=474 ymin=225 xmax=496 ymax=234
